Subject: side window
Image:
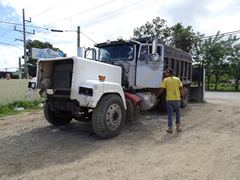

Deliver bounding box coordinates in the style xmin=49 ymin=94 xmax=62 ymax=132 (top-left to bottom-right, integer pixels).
xmin=139 ymin=45 xmax=162 ymax=61
xmin=139 ymin=45 xmax=152 ymax=61
xmin=157 ymin=46 xmax=162 ymax=57
xmin=140 ymin=46 xmax=147 ymax=61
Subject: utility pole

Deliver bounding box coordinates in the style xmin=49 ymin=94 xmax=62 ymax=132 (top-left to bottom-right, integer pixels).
xmin=52 ymin=26 xmax=80 ymax=48
xmin=15 ymin=9 xmax=35 ymax=79
xmin=23 ymin=9 xmax=27 ymax=79
xmin=77 ymin=26 xmax=80 ymax=48
xmin=19 ymin=57 xmax=21 ymax=71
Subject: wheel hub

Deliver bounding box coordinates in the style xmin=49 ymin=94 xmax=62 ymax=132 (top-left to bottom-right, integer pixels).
xmin=106 ymin=103 xmax=122 ymax=130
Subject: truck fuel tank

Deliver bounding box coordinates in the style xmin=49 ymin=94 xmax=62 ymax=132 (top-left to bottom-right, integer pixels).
xmin=135 ymin=92 xmax=157 ymax=111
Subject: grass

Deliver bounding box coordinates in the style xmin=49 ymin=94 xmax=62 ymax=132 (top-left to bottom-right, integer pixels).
xmin=0 ymin=100 xmax=45 ymax=117
xmin=206 ymin=83 xmax=239 ymax=91
xmin=192 ymin=81 xmax=239 ymax=91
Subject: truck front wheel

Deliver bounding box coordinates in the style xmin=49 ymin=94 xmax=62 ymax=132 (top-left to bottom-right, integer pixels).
xmin=44 ymin=102 xmax=73 ymax=125
xmin=92 ymin=94 xmax=126 ymax=139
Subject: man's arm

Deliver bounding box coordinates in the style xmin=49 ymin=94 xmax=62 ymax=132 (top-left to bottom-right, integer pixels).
xmin=156 ymin=88 xmax=165 ymax=98
xmin=179 ymin=86 xmax=184 ymax=97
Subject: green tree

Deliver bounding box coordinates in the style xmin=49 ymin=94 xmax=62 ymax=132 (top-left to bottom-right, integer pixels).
xmin=193 ymin=31 xmax=238 ymax=90
xmin=133 ymin=17 xmax=171 ymax=44
xmin=171 ymin=23 xmax=204 ymax=53
xmin=24 ymin=39 xmax=66 ymax=77
xmin=228 ymin=43 xmax=240 ymax=90
xmin=193 ymin=31 xmax=224 ymax=90
xmin=133 ymin=17 xmax=204 ymax=53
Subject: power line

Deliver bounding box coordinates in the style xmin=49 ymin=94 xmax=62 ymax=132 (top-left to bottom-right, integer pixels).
xmin=173 ymin=30 xmax=240 ymax=46
xmin=80 ymin=31 xmax=97 ymax=44
xmin=76 ymin=0 xmax=166 ymax=28
xmin=0 ymin=1 xmax=116 ymax=32
xmin=0 ymin=27 xmax=13 ymax=38
xmin=0 ymin=20 xmax=49 ymax=30
xmin=31 ymin=0 xmax=70 ymax=18
xmin=0 ymin=53 xmax=20 ymax=57
xmin=44 ymin=0 xmax=115 ymax=27
xmin=1 ymin=0 xmax=164 ymax=40
xmin=0 ymin=42 xmax=23 ymax=50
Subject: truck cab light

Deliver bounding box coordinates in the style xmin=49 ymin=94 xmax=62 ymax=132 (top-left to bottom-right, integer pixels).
xmin=117 ymin=36 xmax=123 ymax=40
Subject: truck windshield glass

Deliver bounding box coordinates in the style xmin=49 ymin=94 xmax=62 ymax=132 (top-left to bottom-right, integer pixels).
xmin=98 ymin=45 xmax=134 ymax=62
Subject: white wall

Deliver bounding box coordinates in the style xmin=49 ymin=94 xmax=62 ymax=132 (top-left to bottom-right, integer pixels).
xmin=0 ymin=79 xmax=44 ymax=105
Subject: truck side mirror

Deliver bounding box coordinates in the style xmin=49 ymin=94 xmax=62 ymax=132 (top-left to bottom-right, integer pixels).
xmin=84 ymin=48 xmax=97 ymax=60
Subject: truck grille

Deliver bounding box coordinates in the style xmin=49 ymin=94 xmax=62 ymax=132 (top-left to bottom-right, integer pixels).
xmin=52 ymin=60 xmax=73 ymax=90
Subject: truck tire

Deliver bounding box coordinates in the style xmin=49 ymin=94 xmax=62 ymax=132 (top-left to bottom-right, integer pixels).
xmin=181 ymin=87 xmax=188 ymax=108
xmin=44 ymin=102 xmax=73 ymax=125
xmin=92 ymin=94 xmax=126 ymax=139
xmin=125 ymin=98 xmax=134 ymax=122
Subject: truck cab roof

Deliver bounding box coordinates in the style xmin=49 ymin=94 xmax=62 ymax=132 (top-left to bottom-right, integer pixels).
xmin=94 ymin=39 xmax=141 ymax=48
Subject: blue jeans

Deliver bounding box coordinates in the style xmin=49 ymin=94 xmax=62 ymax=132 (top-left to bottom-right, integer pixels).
xmin=166 ymin=100 xmax=181 ymax=126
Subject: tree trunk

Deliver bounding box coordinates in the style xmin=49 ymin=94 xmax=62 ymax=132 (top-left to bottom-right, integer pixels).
xmin=214 ymin=76 xmax=219 ymax=90
xmin=207 ymin=74 xmax=210 ymax=90
xmin=236 ymin=79 xmax=239 ymax=91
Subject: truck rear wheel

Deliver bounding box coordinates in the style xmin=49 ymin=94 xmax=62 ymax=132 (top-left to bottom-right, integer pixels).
xmin=44 ymin=102 xmax=73 ymax=125
xmin=92 ymin=94 xmax=125 ymax=139
xmin=181 ymin=87 xmax=188 ymax=108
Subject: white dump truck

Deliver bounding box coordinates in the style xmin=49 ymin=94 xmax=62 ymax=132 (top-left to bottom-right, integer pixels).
xmin=27 ymin=36 xmax=192 ymax=138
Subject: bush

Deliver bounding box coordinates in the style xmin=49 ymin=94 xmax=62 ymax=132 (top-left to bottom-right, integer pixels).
xmin=0 ymin=100 xmax=45 ymax=117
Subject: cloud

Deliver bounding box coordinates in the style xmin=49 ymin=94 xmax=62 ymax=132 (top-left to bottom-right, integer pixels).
xmin=0 ymin=45 xmax=23 ymax=71
xmin=11 ymin=12 xmax=16 ymax=17
xmin=156 ymin=0 xmax=240 ymax=37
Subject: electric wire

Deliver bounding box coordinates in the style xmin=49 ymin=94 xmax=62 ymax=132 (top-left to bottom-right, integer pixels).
xmin=173 ymin=30 xmax=240 ymax=46
xmin=31 ymin=0 xmax=70 ymax=18
xmin=0 ymin=53 xmax=20 ymax=57
xmin=76 ymin=0 xmax=165 ymax=28
xmin=0 ymin=21 xmax=49 ymax=30
xmin=0 ymin=27 xmax=13 ymax=38
xmin=80 ymin=31 xmax=97 ymax=44
xmin=0 ymin=42 xmax=23 ymax=50
xmin=44 ymin=0 xmax=115 ymax=26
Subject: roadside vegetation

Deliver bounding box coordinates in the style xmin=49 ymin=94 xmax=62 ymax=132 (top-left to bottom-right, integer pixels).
xmin=207 ymin=82 xmax=239 ymax=91
xmin=0 ymin=100 xmax=45 ymax=117
xmin=193 ymin=78 xmax=239 ymax=91
xmin=133 ymin=17 xmax=240 ymax=92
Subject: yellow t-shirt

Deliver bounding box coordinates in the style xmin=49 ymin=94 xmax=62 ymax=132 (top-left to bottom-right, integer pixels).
xmin=161 ymin=76 xmax=183 ymax=101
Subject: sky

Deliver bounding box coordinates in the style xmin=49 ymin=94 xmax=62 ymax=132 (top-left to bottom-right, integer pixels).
xmin=0 ymin=0 xmax=240 ymax=72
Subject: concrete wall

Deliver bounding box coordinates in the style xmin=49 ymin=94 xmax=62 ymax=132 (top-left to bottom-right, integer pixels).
xmin=0 ymin=79 xmax=44 ymax=105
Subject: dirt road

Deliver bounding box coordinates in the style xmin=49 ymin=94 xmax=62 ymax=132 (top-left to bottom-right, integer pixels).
xmin=0 ymin=98 xmax=240 ymax=180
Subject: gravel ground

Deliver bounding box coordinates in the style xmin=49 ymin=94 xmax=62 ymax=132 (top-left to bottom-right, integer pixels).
xmin=0 ymin=98 xmax=240 ymax=180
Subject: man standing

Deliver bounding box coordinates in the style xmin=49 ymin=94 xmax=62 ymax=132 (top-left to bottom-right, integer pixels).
xmin=156 ymin=68 xmax=184 ymax=133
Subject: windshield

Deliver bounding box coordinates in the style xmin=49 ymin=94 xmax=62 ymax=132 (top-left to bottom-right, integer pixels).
xmin=98 ymin=45 xmax=134 ymax=62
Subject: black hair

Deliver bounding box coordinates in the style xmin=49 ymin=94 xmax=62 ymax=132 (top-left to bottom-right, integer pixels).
xmin=166 ymin=68 xmax=174 ymax=75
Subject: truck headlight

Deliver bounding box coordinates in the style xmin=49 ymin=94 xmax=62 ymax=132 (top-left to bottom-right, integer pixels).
xmin=79 ymin=87 xmax=93 ymax=96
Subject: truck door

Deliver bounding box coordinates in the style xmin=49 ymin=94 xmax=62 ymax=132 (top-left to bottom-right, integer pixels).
xmin=136 ymin=44 xmax=164 ymax=88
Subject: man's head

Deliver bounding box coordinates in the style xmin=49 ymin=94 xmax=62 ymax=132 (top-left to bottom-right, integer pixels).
xmin=165 ymin=68 xmax=173 ymax=77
